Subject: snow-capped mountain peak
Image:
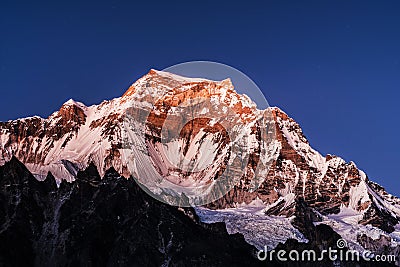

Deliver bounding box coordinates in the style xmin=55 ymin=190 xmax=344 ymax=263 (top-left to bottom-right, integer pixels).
xmin=0 ymin=70 xmax=399 ymax=262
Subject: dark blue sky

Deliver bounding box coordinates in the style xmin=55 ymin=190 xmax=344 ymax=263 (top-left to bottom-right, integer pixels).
xmin=1 ymin=1 xmax=399 ymax=195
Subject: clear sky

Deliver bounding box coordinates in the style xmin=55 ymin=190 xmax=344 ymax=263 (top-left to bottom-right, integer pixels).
xmin=1 ymin=1 xmax=399 ymax=195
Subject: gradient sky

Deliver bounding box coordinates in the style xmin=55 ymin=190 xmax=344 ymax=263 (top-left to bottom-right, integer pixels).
xmin=1 ymin=1 xmax=399 ymax=195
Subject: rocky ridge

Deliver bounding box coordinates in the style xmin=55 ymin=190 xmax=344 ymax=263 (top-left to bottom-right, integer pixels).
xmin=0 ymin=70 xmax=399 ymax=265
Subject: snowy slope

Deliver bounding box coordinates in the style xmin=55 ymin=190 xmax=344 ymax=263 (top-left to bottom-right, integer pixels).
xmin=0 ymin=69 xmax=399 ymax=261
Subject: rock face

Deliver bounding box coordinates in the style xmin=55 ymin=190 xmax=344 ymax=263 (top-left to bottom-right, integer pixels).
xmin=208 ymin=107 xmax=400 ymax=225
xmin=0 ymin=69 xmax=399 ymax=265
xmin=203 ymin=106 xmax=400 ymax=264
xmin=0 ymin=158 xmax=395 ymax=267
xmin=0 ymin=157 xmax=264 ymax=267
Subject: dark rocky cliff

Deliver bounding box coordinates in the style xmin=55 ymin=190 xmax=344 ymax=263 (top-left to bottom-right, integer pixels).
xmin=0 ymin=157 xmax=263 ymax=267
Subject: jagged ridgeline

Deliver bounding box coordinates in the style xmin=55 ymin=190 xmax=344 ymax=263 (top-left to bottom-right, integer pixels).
xmin=0 ymin=70 xmax=399 ymax=266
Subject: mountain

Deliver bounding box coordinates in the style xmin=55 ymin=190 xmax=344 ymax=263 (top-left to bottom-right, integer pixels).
xmin=0 ymin=69 xmax=399 ymax=266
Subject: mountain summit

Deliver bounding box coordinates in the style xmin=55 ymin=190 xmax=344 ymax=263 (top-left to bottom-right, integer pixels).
xmin=0 ymin=70 xmax=399 ymax=264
